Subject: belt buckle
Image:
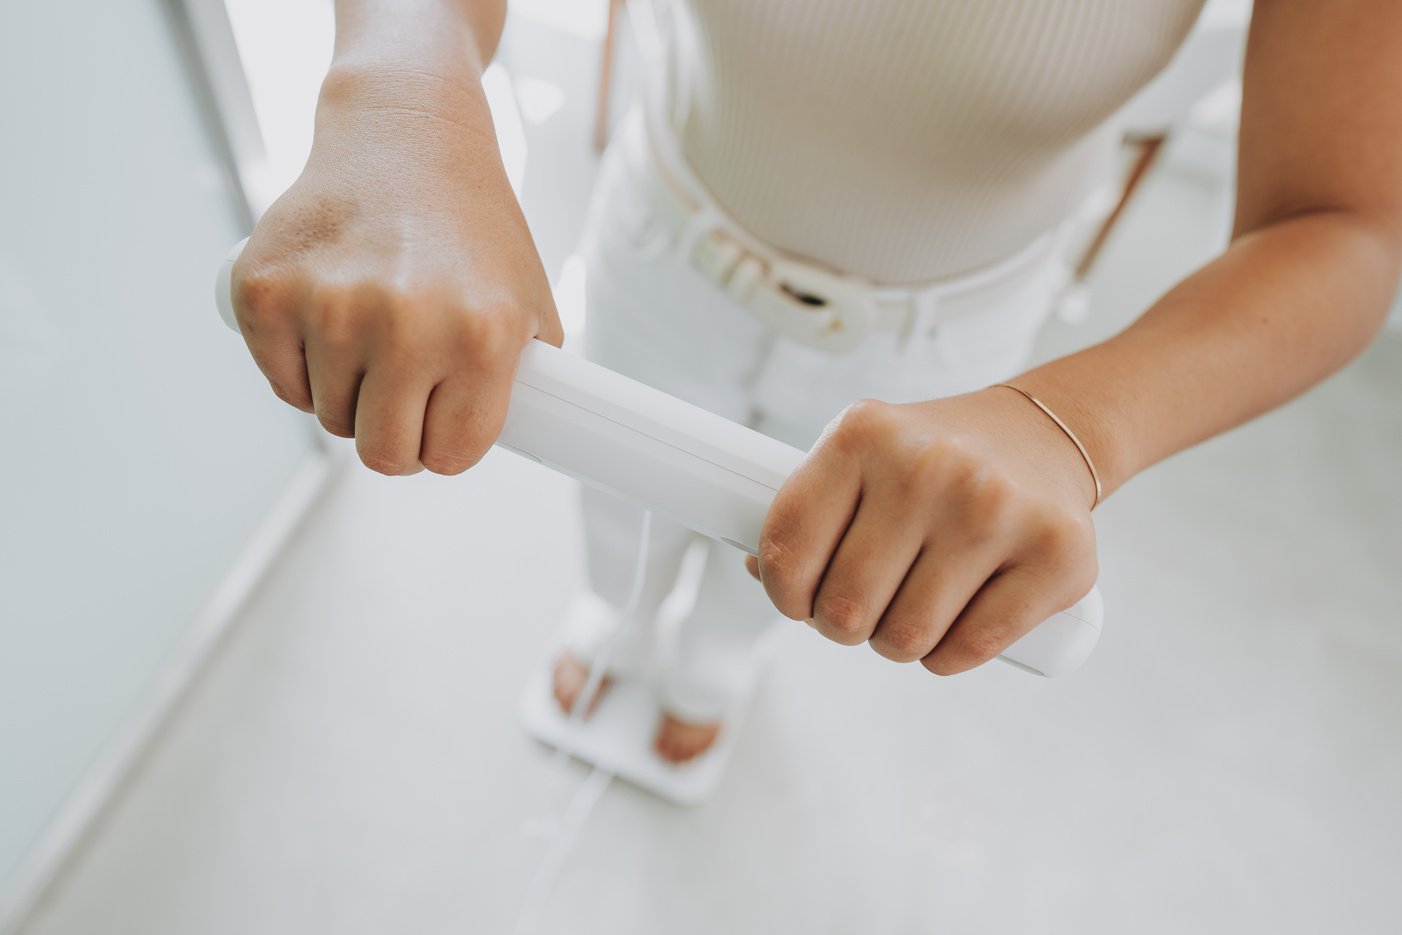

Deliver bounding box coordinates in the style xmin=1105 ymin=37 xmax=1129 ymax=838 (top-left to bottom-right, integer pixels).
xmin=749 ymin=259 xmax=874 ymax=354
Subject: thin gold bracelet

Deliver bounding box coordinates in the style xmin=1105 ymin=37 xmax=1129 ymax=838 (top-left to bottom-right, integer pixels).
xmin=990 ymin=383 xmax=1103 ymax=511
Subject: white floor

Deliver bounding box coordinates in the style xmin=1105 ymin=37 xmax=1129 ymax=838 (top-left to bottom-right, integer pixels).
xmin=19 ymin=10 xmax=1402 ymax=935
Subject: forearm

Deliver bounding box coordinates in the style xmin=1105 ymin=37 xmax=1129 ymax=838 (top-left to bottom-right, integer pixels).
xmin=289 ymin=0 xmax=514 ymax=211
xmin=330 ymin=0 xmax=505 ymax=80
xmin=234 ymin=0 xmax=561 ymax=478
xmin=1014 ymin=210 xmax=1401 ymax=496
xmin=312 ymin=0 xmax=507 ymax=148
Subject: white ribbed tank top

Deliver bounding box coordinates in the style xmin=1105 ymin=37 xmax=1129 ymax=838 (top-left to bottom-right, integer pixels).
xmin=665 ymin=0 xmax=1208 ymax=284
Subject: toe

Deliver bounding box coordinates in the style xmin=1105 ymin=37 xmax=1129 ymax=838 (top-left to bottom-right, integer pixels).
xmin=654 ymin=713 xmax=722 ymax=764
xmin=552 ymin=652 xmax=610 ymax=718
xmin=551 ymin=656 xmax=579 ymax=713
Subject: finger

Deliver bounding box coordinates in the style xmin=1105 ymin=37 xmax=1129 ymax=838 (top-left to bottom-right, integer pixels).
xmin=304 ymin=335 xmax=365 ymax=438
xmin=756 ymin=445 xmax=861 ymax=621
xmin=921 ymin=566 xmax=1063 ymax=676
xmin=868 ymin=543 xmax=1004 ymax=663
xmin=353 ymin=360 xmax=432 ymax=476
xmin=419 ymin=366 xmax=514 ymax=476
xmin=231 ymin=261 xmax=313 ymax=412
xmin=810 ymin=492 xmax=923 ymax=646
xmin=250 ymin=334 xmax=314 ymax=413
xmin=744 ymin=555 xmax=760 ymax=581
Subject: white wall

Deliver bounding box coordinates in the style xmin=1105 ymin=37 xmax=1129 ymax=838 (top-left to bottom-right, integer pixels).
xmin=0 ymin=0 xmax=317 ymax=906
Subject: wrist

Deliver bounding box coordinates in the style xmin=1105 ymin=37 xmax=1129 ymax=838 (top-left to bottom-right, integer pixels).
xmin=1003 ymin=361 xmax=1135 ymax=500
xmin=988 ymin=383 xmax=1103 ymax=510
xmin=319 ymin=60 xmax=488 ymax=117
xmin=964 ymin=387 xmax=1096 ymax=513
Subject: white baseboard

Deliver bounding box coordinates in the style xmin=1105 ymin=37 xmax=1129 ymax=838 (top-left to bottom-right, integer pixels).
xmin=0 ymin=449 xmax=336 ymax=935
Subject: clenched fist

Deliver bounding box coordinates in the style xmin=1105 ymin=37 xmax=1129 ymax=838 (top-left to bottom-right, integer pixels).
xmin=749 ymin=388 xmax=1099 ymax=675
xmin=231 ymin=67 xmax=561 ymax=476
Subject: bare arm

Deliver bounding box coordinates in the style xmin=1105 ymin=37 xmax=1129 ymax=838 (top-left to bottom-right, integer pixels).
xmin=233 ymin=0 xmax=562 ymax=477
xmin=330 ymin=0 xmax=507 ymax=73
xmin=755 ymin=0 xmax=1402 ymax=675
xmin=1016 ymin=0 xmax=1402 ymax=493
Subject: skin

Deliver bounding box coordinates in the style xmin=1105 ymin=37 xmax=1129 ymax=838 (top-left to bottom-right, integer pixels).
xmin=233 ymin=0 xmax=560 ymax=477
xmin=235 ymin=0 xmax=1402 ymax=692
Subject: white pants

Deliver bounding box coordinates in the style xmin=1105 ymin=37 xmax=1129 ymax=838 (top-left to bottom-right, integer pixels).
xmin=566 ymin=114 xmax=1066 ymax=723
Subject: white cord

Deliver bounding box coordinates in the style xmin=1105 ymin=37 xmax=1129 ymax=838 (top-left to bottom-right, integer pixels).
xmin=516 ymin=10 xmax=675 ymax=928
xmin=515 ymin=510 xmax=655 ymax=934
xmin=514 ymin=766 xmax=613 ymax=935
xmin=560 ymin=507 xmax=652 ymax=731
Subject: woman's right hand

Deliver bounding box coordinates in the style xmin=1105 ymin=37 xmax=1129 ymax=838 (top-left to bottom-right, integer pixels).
xmin=231 ymin=66 xmax=562 ymax=476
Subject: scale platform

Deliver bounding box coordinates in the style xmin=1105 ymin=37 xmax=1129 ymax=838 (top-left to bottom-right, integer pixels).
xmin=519 ymin=629 xmax=783 ymax=806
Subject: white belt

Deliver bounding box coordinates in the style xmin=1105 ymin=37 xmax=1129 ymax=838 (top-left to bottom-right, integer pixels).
xmin=627 ymin=112 xmax=1067 ymax=355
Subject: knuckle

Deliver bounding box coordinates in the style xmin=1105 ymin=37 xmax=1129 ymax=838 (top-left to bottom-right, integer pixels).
xmin=308 ymin=288 xmax=364 ymax=347
xmin=813 ymin=592 xmax=874 ymax=644
xmin=927 ymin=440 xmax=980 ymax=489
xmin=268 ymin=378 xmax=313 ymax=412
xmin=971 ymin=468 xmax=1016 ymax=513
xmin=421 ymin=445 xmax=486 ymax=476
xmin=922 ymin=634 xmax=997 ymax=677
xmin=1031 ymin=504 xmax=1095 ymax=559
xmin=316 ymin=411 xmax=355 ymax=439
xmin=830 ymin=398 xmax=894 ymax=452
xmin=379 ymin=298 xmax=432 ymax=357
xmin=963 ymin=627 xmax=1012 ymax=664
xmin=458 ymin=311 xmax=521 ymax=363
xmin=924 ymin=624 xmax=1016 ymax=676
xmin=756 ymin=535 xmax=796 ymax=584
xmin=756 ymin=536 xmax=807 ymax=618
xmin=962 ymin=469 xmax=1020 ymax=541
xmin=906 ymin=438 xmax=954 ymax=482
xmin=358 ymin=444 xmax=416 ymax=476
xmin=906 ymin=438 xmax=1011 ymax=503
xmin=869 ymin=618 xmax=932 ymax=663
xmin=919 ymin=432 xmax=968 ymax=465
xmin=315 ymin=281 xmax=418 ymax=350
xmin=233 ymin=262 xmax=294 ymax=324
xmin=921 ymin=652 xmax=965 ymax=677
xmin=845 ymin=397 xmax=891 ymax=426
xmin=421 ymin=458 xmax=469 ymax=477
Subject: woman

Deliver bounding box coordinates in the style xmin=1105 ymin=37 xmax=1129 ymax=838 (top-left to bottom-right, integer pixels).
xmin=230 ymin=0 xmax=1402 ymax=764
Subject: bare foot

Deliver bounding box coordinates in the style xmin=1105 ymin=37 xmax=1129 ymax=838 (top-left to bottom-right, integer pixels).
xmin=552 ymin=652 xmax=612 ymax=718
xmin=654 ymin=712 xmax=722 ymax=764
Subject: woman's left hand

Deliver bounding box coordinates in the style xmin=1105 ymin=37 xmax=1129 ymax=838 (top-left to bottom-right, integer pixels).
xmin=747 ymin=388 xmax=1099 ymax=674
